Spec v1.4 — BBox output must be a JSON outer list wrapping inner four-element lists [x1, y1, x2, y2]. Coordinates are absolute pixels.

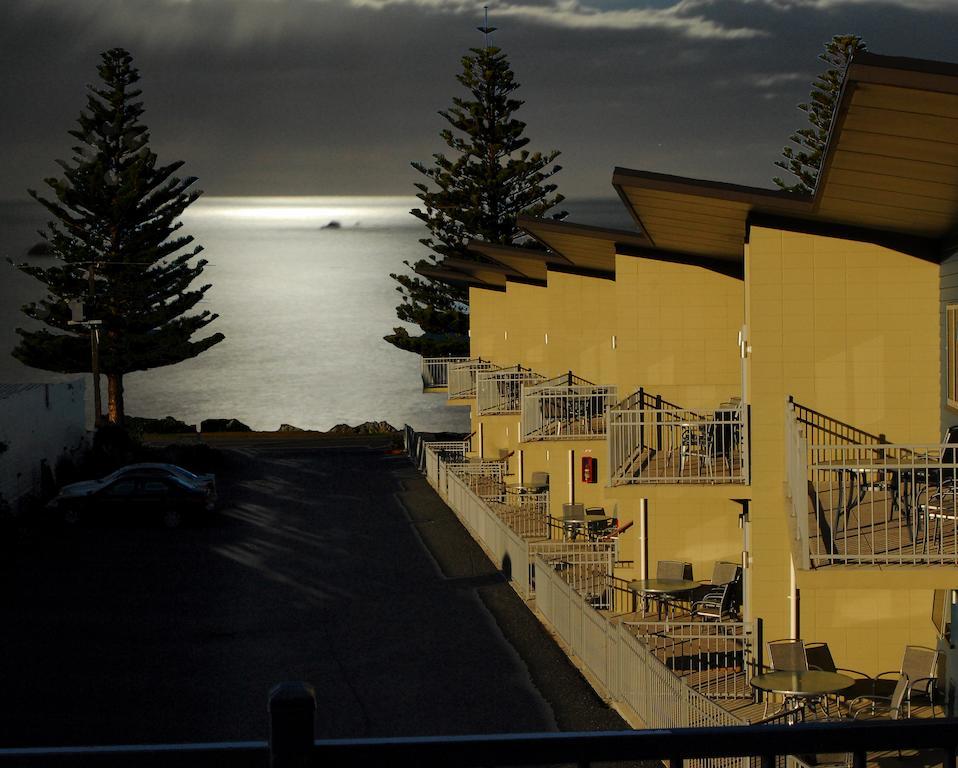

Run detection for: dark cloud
[[3, 0, 958, 202]]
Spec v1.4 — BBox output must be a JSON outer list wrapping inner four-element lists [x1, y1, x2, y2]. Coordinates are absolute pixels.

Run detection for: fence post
[[268, 681, 316, 768]]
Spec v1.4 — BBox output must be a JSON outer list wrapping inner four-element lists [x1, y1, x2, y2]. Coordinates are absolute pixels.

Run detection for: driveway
[[0, 434, 626, 748]]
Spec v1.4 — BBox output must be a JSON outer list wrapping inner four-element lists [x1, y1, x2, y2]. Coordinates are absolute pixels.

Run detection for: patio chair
[[693, 561, 741, 604], [847, 674, 909, 721], [767, 638, 808, 671], [874, 645, 940, 716], [691, 581, 736, 621], [804, 641, 873, 708], [911, 426, 958, 544], [763, 639, 808, 717], [561, 502, 585, 540], [655, 560, 693, 616], [528, 471, 549, 490]]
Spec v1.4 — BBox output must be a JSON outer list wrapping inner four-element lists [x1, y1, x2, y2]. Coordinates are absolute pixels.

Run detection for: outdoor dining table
[[750, 670, 855, 720], [627, 578, 699, 617], [812, 455, 930, 553]]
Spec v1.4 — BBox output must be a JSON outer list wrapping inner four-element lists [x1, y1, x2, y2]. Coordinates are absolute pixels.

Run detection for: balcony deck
[[805, 483, 958, 566]]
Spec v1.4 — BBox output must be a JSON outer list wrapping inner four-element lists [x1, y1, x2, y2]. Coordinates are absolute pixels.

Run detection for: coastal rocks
[[327, 421, 398, 435], [277, 423, 305, 432], [127, 415, 197, 434], [200, 418, 252, 433]]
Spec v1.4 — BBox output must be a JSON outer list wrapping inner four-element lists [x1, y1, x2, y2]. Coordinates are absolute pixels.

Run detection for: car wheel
[[163, 507, 183, 529], [63, 505, 80, 525]]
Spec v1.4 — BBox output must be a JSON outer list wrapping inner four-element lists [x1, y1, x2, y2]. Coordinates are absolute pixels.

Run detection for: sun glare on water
[[185, 196, 417, 229]]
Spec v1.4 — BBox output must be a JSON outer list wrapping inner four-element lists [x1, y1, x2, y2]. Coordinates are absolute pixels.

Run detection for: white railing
[[521, 381, 617, 441], [529, 542, 615, 602], [448, 359, 498, 400], [621, 620, 757, 701], [609, 400, 747, 485], [533, 554, 747, 748], [420, 356, 469, 390], [446, 460, 505, 502], [787, 400, 958, 567], [423, 443, 530, 595], [477, 366, 544, 415], [492, 487, 550, 539], [806, 442, 958, 566]]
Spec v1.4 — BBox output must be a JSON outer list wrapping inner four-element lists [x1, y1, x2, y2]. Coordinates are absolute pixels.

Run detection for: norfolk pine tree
[[773, 34, 867, 194], [385, 44, 565, 357], [12, 48, 223, 425]]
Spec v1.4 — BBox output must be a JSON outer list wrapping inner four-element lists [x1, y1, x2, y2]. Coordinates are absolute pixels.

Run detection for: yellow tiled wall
[[747, 226, 943, 672]]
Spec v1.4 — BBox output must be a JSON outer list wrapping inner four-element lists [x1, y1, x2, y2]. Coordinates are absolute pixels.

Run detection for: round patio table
[[627, 578, 699, 618], [751, 670, 855, 720]]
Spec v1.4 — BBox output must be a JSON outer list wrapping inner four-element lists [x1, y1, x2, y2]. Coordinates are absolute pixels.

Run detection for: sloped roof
[[612, 51, 958, 261]]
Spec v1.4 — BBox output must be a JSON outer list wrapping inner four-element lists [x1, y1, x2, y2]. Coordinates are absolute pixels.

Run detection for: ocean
[[0, 196, 629, 432]]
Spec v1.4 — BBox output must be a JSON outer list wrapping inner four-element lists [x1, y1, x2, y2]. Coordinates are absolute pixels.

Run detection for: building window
[[949, 305, 958, 409]]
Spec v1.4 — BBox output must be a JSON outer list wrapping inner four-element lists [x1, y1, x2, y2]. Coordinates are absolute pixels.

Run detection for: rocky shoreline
[[126, 415, 400, 436]]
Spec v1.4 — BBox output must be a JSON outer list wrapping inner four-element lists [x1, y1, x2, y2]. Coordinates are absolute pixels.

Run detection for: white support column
[[639, 498, 649, 580]]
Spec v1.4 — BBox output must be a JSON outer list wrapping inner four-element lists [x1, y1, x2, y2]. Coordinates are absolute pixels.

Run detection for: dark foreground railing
[[1, 683, 956, 768]]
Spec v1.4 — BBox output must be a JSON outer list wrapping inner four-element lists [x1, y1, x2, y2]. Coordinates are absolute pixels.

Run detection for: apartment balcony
[[520, 373, 617, 441], [786, 400, 958, 567], [477, 366, 544, 415], [420, 356, 470, 392], [448, 358, 499, 400], [608, 389, 748, 485]]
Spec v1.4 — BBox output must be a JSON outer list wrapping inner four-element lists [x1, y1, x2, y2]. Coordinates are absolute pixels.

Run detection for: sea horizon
[[0, 195, 631, 432]]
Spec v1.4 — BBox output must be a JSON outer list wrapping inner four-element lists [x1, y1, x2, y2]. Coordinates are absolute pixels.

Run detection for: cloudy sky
[[3, 0, 958, 202]]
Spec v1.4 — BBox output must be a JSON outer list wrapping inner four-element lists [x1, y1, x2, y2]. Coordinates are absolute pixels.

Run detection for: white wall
[[0, 380, 88, 513]]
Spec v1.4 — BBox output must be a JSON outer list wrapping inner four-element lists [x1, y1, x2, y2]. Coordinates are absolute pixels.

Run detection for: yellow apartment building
[[418, 51, 958, 679]]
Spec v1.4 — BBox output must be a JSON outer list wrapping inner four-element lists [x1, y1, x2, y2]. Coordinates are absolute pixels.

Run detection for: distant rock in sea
[[321, 221, 341, 230], [277, 423, 306, 432], [127, 415, 197, 434], [27, 242, 53, 256], [200, 418, 252, 433], [327, 420, 398, 435]]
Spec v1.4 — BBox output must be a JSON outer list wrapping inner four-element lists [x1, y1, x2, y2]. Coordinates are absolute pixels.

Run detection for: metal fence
[[448, 358, 498, 400], [521, 374, 617, 441], [420, 356, 470, 390], [621, 620, 758, 700], [446, 460, 505, 502], [476, 366, 544, 415], [609, 391, 747, 485], [533, 553, 748, 761], [424, 442, 531, 596], [529, 542, 615, 604], [492, 487, 550, 539]]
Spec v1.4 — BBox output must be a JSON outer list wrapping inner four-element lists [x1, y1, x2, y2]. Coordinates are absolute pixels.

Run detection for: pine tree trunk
[[107, 372, 125, 425]]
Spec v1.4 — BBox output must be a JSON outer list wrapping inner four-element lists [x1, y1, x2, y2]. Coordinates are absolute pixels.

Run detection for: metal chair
[[767, 639, 808, 672], [655, 560, 693, 616], [763, 639, 809, 717], [804, 641, 873, 710], [691, 582, 736, 621], [692, 561, 742, 618], [848, 674, 909, 721], [561, 502, 585, 540], [874, 645, 940, 716]]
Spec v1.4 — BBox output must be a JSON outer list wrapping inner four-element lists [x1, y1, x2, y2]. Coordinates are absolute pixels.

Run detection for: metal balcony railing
[[446, 459, 505, 502], [520, 373, 617, 441], [477, 366, 544, 415], [786, 400, 958, 566], [420, 356, 470, 390], [609, 390, 747, 485], [448, 358, 498, 400]]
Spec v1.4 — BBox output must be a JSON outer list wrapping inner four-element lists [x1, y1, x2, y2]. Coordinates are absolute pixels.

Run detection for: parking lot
[[0, 434, 625, 748]]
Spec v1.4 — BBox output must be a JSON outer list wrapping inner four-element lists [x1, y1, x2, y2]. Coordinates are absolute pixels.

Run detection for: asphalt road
[[0, 435, 626, 748]]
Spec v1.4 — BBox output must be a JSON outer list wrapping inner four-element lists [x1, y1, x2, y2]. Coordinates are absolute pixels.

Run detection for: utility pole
[[69, 262, 103, 427]]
